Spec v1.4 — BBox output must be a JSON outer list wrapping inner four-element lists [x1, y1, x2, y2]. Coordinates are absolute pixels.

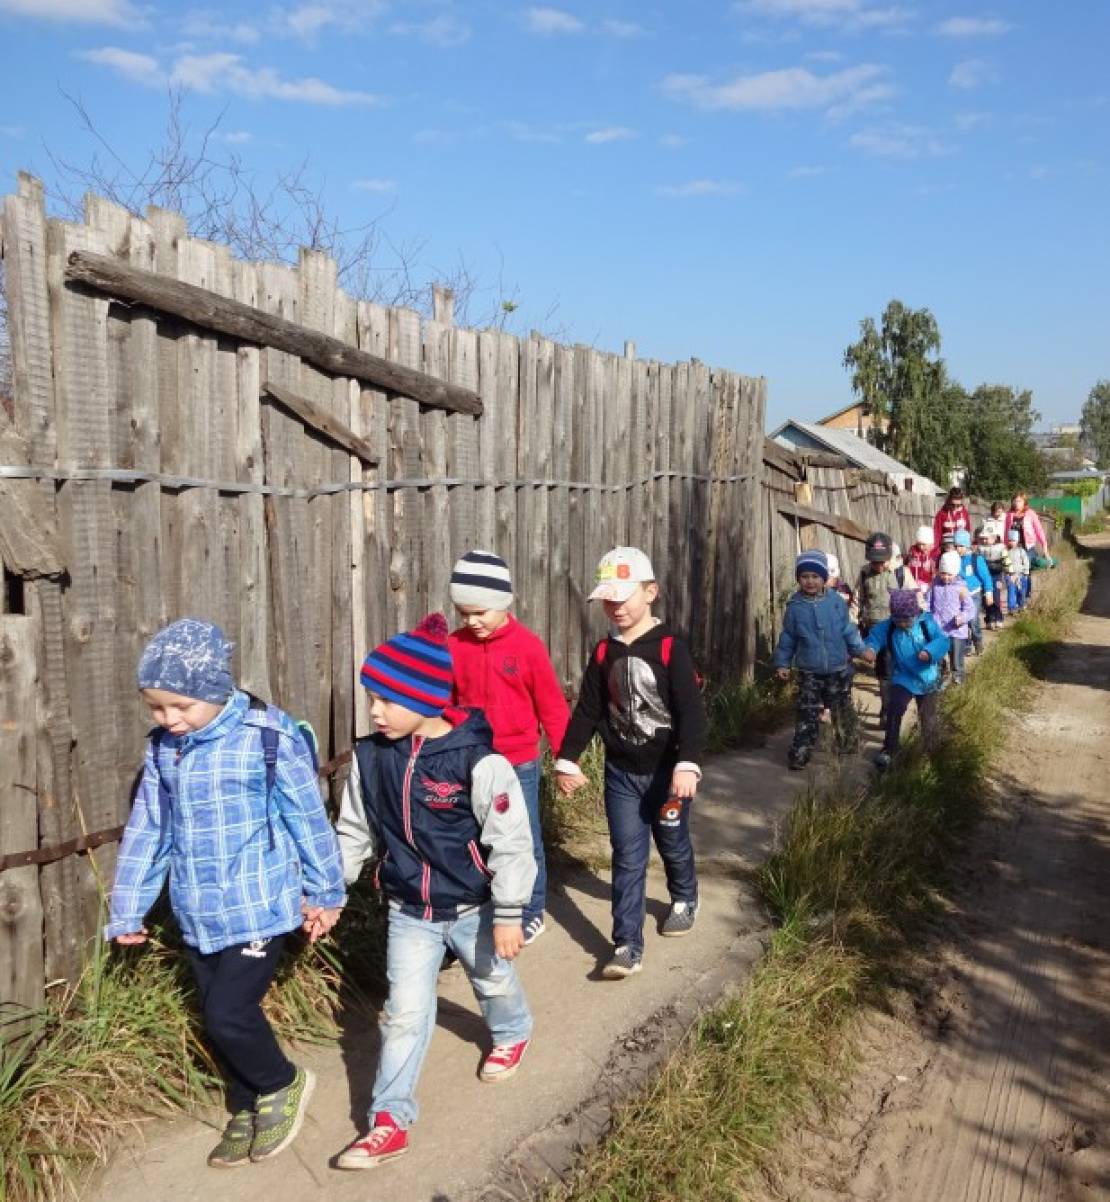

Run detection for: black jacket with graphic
[[558, 622, 706, 774]]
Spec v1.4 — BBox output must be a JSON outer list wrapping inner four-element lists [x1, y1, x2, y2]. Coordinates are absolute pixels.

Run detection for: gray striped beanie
[[449, 550, 514, 612]]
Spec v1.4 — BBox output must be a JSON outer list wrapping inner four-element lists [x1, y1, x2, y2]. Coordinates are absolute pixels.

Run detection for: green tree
[[842, 300, 964, 484], [963, 384, 1047, 500], [1080, 379, 1110, 468]]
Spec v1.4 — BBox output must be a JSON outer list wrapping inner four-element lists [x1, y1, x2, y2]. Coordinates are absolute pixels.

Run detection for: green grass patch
[[552, 547, 1088, 1202]]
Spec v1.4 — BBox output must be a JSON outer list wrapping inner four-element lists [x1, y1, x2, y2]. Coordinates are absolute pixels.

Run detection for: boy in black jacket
[[556, 547, 707, 980]]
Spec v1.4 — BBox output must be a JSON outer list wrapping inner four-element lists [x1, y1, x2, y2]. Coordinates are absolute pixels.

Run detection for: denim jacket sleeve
[[104, 743, 172, 940], [273, 732, 347, 909]]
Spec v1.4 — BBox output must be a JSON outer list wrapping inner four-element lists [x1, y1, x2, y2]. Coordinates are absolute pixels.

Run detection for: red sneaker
[[336, 1112, 409, 1170], [479, 1038, 530, 1083]]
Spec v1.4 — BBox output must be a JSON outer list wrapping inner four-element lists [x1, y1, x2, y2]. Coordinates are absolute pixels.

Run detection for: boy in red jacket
[[448, 550, 570, 945]]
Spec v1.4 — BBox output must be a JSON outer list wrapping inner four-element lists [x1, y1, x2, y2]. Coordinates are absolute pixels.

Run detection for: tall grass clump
[[553, 547, 1087, 1201]]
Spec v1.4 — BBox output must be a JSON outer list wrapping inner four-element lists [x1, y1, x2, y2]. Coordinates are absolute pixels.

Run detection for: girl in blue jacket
[[864, 590, 950, 770]]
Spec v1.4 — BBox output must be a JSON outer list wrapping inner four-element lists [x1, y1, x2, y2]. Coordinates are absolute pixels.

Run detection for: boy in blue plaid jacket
[[105, 620, 346, 1169]]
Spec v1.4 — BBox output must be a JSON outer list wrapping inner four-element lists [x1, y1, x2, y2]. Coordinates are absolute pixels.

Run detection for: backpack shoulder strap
[[660, 635, 673, 666], [594, 638, 609, 666], [894, 566, 906, 588]]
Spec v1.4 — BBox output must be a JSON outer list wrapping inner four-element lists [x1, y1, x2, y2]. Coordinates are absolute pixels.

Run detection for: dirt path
[[89, 703, 854, 1202], [764, 539, 1110, 1202]]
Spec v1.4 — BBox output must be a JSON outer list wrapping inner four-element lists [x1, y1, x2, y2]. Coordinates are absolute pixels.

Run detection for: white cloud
[[217, 129, 254, 143], [806, 49, 844, 62], [503, 120, 563, 144], [601, 18, 645, 37], [659, 133, 687, 149], [77, 46, 163, 86], [738, 0, 913, 31], [663, 63, 892, 115], [524, 6, 583, 34], [585, 126, 637, 143], [390, 13, 470, 46], [273, 1, 386, 39], [948, 58, 995, 89], [788, 164, 826, 177], [181, 10, 260, 43], [656, 179, 744, 197], [82, 45, 384, 106], [954, 110, 991, 129], [849, 122, 950, 158], [0, 0, 139, 24], [354, 177, 397, 192], [170, 52, 383, 103], [936, 16, 1011, 37]]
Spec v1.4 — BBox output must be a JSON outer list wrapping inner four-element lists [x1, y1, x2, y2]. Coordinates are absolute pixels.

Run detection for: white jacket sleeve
[[470, 753, 536, 924], [335, 753, 379, 886]]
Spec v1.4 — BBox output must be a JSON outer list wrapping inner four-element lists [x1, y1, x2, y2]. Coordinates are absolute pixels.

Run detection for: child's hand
[[113, 929, 149, 946], [917, 650, 931, 662], [305, 906, 343, 944], [493, 923, 525, 961], [984, 592, 994, 605], [861, 649, 877, 665], [671, 769, 698, 800], [556, 770, 588, 797], [775, 666, 791, 681]]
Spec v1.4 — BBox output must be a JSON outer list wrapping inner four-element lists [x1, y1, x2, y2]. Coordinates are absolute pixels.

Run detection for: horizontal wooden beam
[[65, 250, 483, 418], [777, 498, 872, 542], [262, 381, 378, 465], [762, 438, 802, 480]]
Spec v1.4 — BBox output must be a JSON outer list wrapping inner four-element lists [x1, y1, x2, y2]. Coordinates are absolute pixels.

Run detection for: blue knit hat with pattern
[[137, 619, 234, 704], [360, 613, 454, 717], [795, 549, 829, 582]]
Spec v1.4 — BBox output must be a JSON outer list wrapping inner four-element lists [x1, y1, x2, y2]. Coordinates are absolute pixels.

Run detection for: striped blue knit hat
[[795, 549, 829, 582], [360, 613, 454, 717]]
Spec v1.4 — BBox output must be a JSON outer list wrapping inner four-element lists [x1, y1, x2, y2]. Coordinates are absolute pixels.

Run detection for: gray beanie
[[137, 619, 235, 704], [449, 550, 513, 612]]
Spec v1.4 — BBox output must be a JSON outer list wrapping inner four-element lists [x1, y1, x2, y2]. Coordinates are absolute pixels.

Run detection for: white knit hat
[[449, 550, 513, 611], [937, 550, 961, 576], [914, 525, 934, 547]]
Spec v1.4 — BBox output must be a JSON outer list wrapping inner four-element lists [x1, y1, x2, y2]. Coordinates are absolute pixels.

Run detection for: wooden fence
[[0, 175, 765, 1009]]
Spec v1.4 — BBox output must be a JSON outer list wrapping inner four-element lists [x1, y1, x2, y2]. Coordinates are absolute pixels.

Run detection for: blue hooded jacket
[[773, 588, 865, 675], [958, 550, 993, 599], [864, 614, 950, 695]]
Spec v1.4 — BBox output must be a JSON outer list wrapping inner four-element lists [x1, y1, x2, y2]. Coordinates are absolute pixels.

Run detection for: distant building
[[769, 419, 941, 496], [814, 400, 890, 440]]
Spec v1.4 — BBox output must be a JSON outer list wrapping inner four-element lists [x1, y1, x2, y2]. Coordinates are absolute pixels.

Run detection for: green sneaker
[[250, 1067, 315, 1162], [207, 1109, 255, 1169]]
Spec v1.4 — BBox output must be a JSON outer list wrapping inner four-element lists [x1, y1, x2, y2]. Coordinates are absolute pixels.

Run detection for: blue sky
[[1, 0, 1107, 428]]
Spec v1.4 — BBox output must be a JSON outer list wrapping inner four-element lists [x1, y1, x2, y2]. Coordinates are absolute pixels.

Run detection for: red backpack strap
[[594, 638, 609, 666], [661, 635, 673, 666]]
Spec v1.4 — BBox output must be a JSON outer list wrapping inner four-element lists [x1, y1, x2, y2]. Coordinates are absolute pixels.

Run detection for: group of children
[[773, 488, 1050, 772], [107, 545, 705, 1172]]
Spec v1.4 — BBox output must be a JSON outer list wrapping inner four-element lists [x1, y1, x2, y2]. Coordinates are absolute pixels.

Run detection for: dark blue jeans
[[513, 759, 545, 926], [603, 761, 698, 956]]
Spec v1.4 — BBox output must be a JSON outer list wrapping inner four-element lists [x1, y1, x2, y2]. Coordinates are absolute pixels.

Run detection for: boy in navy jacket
[[334, 614, 535, 1171], [773, 550, 872, 770]]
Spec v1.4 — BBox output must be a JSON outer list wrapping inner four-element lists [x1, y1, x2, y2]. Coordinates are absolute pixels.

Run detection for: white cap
[[826, 553, 840, 579], [938, 550, 961, 575], [588, 546, 655, 602], [914, 525, 934, 546]]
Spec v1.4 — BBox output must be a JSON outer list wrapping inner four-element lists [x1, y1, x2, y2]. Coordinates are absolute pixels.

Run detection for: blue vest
[[355, 708, 497, 920]]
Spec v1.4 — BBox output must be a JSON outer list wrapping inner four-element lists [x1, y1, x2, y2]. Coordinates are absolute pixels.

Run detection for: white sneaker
[[523, 917, 546, 945]]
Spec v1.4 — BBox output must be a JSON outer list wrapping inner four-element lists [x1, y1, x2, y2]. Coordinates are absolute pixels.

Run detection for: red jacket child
[[932, 488, 972, 551]]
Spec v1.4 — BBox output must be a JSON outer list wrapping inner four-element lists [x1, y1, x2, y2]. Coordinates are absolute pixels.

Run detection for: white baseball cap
[[588, 546, 655, 602]]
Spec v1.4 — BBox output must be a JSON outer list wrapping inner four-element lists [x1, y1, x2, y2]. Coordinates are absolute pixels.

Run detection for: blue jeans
[[1007, 576, 1027, 612], [603, 762, 698, 956], [513, 760, 545, 926], [948, 635, 967, 683], [371, 903, 532, 1128]]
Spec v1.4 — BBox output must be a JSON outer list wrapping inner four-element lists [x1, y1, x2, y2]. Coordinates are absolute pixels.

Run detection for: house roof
[[769, 419, 942, 493], [815, 399, 869, 425]]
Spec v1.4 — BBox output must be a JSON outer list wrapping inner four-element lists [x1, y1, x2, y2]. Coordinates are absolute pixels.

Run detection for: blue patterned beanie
[[137, 619, 235, 704]]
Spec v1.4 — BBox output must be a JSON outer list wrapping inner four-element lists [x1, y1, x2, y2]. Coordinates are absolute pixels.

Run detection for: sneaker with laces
[[249, 1067, 315, 1162], [207, 1109, 255, 1169], [523, 916, 546, 945], [336, 1112, 409, 1170], [479, 1038, 530, 1083], [661, 900, 698, 938], [601, 946, 642, 979]]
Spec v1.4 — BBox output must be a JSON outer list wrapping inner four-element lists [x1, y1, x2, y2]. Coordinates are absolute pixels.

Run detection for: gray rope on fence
[[0, 464, 754, 500]]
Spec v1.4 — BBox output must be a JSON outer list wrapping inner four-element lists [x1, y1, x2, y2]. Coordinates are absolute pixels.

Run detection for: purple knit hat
[[889, 590, 919, 620]]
